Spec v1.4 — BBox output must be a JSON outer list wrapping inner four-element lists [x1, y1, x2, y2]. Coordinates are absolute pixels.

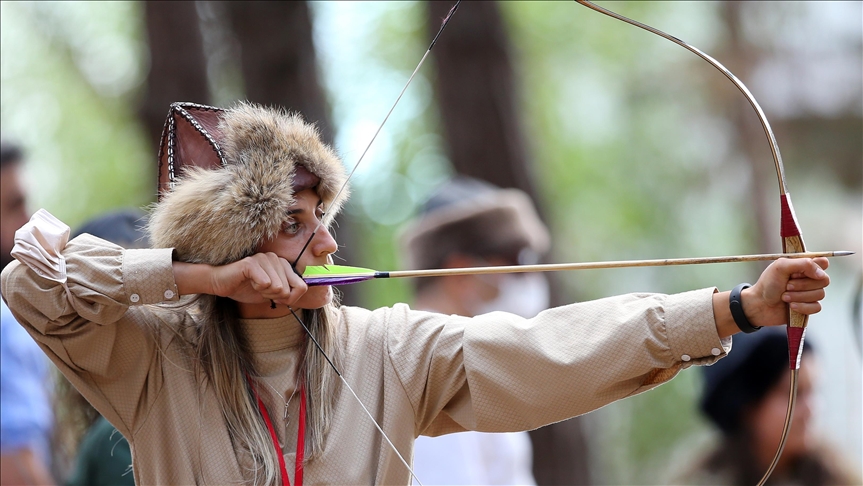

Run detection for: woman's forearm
[[172, 261, 214, 296]]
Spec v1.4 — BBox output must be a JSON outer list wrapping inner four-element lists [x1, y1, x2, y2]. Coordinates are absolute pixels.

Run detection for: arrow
[[303, 250, 852, 286]]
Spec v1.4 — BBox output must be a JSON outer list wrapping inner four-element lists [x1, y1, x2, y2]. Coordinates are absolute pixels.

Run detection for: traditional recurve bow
[[574, 2, 808, 484], [287, 2, 819, 484], [285, 4, 464, 485]]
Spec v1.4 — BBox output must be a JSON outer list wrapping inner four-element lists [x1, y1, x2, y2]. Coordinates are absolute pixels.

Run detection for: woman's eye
[[283, 222, 301, 234]]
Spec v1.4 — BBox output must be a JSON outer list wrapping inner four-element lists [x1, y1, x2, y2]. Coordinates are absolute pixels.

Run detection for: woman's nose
[[313, 223, 338, 257]]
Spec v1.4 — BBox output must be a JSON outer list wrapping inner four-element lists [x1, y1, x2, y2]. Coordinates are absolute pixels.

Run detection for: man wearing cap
[[401, 177, 547, 485]]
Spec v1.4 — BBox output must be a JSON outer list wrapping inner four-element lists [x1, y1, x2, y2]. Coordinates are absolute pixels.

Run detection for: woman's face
[[255, 187, 338, 310]]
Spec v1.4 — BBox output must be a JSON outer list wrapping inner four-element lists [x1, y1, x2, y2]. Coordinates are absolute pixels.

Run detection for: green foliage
[[0, 2, 151, 230]]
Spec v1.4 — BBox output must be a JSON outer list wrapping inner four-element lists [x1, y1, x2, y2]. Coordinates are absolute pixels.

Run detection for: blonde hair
[[192, 296, 342, 485], [52, 370, 101, 478]]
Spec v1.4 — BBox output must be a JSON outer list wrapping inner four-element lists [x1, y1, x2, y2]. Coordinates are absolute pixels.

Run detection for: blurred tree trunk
[[223, 1, 334, 143], [223, 1, 358, 304], [140, 1, 210, 161], [427, 1, 535, 196], [427, 2, 592, 484]]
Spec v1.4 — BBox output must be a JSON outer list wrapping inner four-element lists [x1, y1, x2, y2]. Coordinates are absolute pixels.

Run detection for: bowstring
[[293, 1, 461, 267], [287, 307, 423, 485], [321, 0, 461, 227], [281, 3, 462, 483]]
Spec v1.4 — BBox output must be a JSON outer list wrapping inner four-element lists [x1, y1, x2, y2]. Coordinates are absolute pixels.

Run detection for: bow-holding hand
[[712, 257, 830, 339]]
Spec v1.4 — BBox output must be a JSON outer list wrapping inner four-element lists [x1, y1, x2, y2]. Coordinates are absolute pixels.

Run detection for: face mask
[[473, 273, 550, 318]]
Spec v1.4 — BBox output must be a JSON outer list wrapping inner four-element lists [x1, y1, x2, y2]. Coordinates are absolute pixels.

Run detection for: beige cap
[[398, 177, 550, 270]]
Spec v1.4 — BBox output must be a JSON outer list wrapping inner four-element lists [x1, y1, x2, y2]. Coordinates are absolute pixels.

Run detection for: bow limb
[[574, 2, 807, 484]]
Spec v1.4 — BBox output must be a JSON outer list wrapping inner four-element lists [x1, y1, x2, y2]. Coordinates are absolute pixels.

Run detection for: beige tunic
[[1, 235, 729, 485]]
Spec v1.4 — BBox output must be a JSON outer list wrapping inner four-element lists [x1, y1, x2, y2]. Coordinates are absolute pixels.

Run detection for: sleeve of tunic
[[0, 234, 181, 439], [359, 289, 730, 437]]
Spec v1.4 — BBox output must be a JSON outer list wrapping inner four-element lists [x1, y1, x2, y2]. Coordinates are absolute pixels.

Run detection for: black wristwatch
[[729, 283, 761, 333]]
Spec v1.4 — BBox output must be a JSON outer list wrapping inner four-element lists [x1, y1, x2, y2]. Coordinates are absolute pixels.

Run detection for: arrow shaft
[[384, 251, 849, 280]]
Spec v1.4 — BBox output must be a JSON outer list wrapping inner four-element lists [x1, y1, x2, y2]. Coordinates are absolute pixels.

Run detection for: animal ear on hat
[[158, 102, 228, 199]]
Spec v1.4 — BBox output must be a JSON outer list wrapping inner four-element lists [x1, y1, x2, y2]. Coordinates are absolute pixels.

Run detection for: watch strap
[[730, 283, 761, 334]]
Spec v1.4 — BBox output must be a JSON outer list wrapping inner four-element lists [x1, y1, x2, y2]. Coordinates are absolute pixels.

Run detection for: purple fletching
[[305, 274, 376, 287]]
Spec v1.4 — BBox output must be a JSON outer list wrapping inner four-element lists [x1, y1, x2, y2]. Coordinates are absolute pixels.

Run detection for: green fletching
[[302, 265, 376, 277]]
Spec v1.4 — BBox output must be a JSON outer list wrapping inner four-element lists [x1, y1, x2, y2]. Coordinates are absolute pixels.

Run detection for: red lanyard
[[248, 377, 306, 486]]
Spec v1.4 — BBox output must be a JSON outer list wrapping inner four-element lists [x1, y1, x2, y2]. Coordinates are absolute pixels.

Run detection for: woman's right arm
[[173, 254, 310, 309], [0, 234, 179, 438]]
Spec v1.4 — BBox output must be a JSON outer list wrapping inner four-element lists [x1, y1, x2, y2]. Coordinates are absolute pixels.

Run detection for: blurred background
[[1, 1, 860, 484]]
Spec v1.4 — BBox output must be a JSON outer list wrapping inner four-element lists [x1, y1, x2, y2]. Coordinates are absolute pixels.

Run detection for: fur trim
[[149, 102, 348, 265]]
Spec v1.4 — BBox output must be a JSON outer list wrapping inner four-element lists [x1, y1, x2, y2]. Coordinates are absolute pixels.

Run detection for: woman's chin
[[296, 286, 333, 309]]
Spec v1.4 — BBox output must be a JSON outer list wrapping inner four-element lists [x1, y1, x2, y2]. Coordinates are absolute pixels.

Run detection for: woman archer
[[0, 102, 830, 485]]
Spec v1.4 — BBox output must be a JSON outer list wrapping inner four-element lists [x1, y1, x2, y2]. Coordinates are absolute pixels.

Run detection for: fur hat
[[148, 102, 348, 265], [399, 177, 550, 270]]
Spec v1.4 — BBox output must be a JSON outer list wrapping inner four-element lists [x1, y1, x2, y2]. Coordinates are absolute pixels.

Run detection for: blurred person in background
[[399, 177, 545, 485], [671, 327, 862, 485], [55, 209, 147, 486], [0, 140, 55, 485]]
